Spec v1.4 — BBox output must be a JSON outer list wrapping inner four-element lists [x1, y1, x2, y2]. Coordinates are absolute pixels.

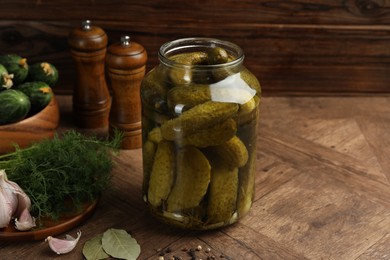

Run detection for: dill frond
[[0, 130, 122, 220]]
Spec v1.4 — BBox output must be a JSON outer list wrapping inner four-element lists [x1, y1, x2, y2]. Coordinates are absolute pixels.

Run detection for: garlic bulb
[[0, 170, 17, 228], [46, 230, 82, 254], [0, 187, 13, 228], [0, 169, 35, 230]]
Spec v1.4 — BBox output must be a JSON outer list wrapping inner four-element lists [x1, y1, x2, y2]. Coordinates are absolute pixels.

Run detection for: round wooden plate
[[0, 200, 98, 242]]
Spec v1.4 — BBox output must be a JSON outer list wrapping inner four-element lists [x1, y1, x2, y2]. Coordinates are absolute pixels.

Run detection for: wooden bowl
[[0, 95, 60, 154]]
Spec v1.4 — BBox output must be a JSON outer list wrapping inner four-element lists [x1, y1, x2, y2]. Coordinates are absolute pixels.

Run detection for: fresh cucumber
[[0, 54, 29, 85], [0, 89, 31, 125], [15, 81, 53, 115], [28, 62, 58, 87], [0, 64, 13, 91]]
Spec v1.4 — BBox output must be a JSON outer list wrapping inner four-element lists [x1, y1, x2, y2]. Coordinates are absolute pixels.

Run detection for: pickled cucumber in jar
[[141, 38, 260, 230]]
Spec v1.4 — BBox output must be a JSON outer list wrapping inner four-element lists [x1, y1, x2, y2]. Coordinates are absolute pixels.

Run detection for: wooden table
[[1, 95, 390, 260]]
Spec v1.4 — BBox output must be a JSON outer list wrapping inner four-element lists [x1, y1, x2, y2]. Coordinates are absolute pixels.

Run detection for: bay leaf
[[102, 228, 141, 260], [82, 234, 109, 260]]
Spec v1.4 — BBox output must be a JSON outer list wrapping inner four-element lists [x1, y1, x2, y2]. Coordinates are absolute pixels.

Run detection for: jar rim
[[158, 37, 244, 69]]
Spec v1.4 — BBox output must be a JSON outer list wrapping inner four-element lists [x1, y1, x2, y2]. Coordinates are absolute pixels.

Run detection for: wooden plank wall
[[0, 0, 389, 95]]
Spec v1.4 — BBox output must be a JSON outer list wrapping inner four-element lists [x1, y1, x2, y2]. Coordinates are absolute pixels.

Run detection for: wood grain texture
[[0, 1, 389, 94], [1, 94, 390, 259], [106, 39, 147, 149]]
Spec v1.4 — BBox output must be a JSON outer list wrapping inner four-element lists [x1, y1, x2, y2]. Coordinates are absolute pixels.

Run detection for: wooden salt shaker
[[68, 20, 111, 128], [106, 35, 147, 149]]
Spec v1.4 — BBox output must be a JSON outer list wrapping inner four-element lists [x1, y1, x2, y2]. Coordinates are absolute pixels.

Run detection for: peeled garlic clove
[[46, 230, 82, 255], [15, 208, 36, 231]]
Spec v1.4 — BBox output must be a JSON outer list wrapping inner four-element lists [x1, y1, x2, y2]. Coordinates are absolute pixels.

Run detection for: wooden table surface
[[1, 95, 390, 260]]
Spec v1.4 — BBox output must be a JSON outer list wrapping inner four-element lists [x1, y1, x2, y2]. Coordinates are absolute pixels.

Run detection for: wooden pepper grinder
[[106, 35, 147, 149], [68, 20, 111, 128]]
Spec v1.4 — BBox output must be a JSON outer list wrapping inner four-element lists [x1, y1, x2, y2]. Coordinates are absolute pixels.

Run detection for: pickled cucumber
[[148, 141, 176, 207], [240, 68, 261, 94], [238, 95, 260, 126], [167, 146, 211, 212], [237, 149, 256, 216], [239, 95, 258, 115], [167, 85, 211, 112], [141, 67, 169, 113], [178, 118, 237, 148], [170, 52, 208, 65], [207, 161, 238, 224], [148, 127, 163, 144], [142, 140, 157, 192], [207, 47, 229, 65], [169, 52, 208, 85], [212, 135, 248, 168], [161, 101, 239, 140]]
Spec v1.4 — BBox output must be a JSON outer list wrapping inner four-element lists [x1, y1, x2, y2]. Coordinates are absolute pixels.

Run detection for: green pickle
[[207, 47, 229, 65], [237, 149, 256, 216], [207, 159, 238, 224], [147, 141, 176, 207], [141, 38, 260, 229], [161, 101, 239, 140], [211, 135, 249, 168], [142, 140, 157, 193], [178, 118, 237, 148], [167, 84, 211, 112], [169, 52, 208, 85], [166, 146, 211, 212]]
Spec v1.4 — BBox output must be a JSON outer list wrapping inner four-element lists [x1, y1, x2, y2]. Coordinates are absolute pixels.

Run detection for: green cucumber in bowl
[[0, 54, 29, 85], [0, 64, 14, 91], [0, 89, 31, 125], [28, 62, 58, 87], [15, 81, 53, 115]]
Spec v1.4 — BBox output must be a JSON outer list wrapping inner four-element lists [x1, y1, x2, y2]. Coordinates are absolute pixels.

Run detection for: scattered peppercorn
[[155, 245, 223, 260], [188, 248, 197, 260]]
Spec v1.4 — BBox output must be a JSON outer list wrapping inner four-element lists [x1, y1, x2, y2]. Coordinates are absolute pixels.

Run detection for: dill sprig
[[0, 130, 122, 220]]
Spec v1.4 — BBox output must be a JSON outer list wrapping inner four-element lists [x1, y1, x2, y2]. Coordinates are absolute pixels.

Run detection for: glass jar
[[140, 38, 261, 229]]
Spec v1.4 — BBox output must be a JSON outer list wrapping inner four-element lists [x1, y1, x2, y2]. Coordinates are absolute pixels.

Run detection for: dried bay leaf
[[102, 228, 141, 260], [83, 234, 109, 260]]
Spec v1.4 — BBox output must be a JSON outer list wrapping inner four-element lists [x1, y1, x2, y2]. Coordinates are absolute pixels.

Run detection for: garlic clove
[[46, 230, 82, 255], [13, 185, 32, 217], [15, 208, 36, 231]]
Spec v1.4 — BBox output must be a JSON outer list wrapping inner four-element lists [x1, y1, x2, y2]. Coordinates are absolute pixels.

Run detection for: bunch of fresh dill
[[0, 130, 122, 221]]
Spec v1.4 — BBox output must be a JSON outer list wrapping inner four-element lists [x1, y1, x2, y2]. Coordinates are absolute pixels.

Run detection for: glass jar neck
[[158, 38, 244, 70]]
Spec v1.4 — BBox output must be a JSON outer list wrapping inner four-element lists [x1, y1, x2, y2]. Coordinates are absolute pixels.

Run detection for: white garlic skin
[[0, 170, 18, 228], [0, 169, 35, 231]]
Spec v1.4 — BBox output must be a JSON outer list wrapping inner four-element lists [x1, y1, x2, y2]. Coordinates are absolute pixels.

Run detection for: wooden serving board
[[0, 200, 97, 242]]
